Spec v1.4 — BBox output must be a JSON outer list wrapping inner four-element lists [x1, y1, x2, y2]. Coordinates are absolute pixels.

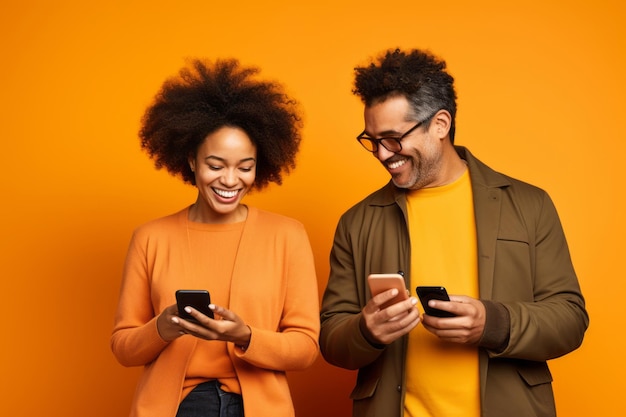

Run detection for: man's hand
[[420, 295, 486, 345], [360, 288, 420, 345]]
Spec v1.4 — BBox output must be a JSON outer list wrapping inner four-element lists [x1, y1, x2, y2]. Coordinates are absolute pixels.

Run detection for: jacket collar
[[457, 146, 511, 190]]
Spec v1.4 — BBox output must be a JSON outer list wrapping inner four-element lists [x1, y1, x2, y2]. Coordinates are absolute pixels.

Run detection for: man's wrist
[[359, 315, 386, 349]]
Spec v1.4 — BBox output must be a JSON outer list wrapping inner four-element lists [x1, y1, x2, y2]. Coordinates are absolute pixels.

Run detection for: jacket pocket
[[350, 375, 379, 400], [485, 360, 556, 417], [517, 361, 553, 386]]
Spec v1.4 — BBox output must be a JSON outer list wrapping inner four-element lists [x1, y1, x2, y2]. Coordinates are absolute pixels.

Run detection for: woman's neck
[[188, 202, 248, 224]]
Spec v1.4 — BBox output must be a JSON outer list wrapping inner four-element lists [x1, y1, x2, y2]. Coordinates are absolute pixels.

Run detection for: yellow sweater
[[405, 169, 480, 417], [111, 206, 320, 417]]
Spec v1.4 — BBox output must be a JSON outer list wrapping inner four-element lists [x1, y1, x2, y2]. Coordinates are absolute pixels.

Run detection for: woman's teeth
[[214, 189, 238, 198]]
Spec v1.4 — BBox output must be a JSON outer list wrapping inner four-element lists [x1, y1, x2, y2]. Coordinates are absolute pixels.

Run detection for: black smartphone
[[175, 289, 214, 322], [415, 286, 455, 318]]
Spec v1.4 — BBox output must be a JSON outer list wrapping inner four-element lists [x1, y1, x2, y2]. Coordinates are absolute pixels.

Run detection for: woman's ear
[[431, 109, 452, 139], [188, 156, 196, 173]]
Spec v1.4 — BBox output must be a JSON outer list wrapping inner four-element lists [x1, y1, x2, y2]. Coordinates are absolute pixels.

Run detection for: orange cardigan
[[111, 207, 320, 417]]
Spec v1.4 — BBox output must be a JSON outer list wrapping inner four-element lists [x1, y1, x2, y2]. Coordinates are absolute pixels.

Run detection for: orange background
[[1, 1, 624, 415]]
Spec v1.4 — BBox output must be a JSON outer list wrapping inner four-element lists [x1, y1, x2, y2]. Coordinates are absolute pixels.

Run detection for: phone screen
[[415, 286, 455, 317], [175, 289, 214, 321]]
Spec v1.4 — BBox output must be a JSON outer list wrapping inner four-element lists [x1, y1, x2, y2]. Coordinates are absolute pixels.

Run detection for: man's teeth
[[214, 189, 238, 198], [388, 159, 406, 169]]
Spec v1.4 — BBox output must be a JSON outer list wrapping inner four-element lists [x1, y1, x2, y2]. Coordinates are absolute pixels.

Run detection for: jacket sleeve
[[110, 230, 170, 367], [320, 215, 385, 370], [487, 191, 589, 361]]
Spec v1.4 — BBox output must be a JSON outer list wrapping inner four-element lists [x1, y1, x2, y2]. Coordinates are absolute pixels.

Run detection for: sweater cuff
[[478, 300, 510, 353]]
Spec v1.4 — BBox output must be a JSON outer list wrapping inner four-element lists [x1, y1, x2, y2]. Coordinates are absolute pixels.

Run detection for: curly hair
[[139, 58, 303, 189], [353, 48, 458, 142]]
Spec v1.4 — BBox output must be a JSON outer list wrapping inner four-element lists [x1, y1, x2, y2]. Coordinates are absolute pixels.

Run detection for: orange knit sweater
[[111, 206, 320, 417]]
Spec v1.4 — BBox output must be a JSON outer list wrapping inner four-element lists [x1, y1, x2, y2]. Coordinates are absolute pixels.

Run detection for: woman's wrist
[[235, 325, 251, 351]]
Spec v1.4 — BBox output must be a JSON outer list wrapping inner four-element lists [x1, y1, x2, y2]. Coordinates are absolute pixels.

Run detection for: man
[[319, 48, 588, 417]]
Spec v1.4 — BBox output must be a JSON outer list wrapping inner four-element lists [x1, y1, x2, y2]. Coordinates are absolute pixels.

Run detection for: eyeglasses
[[356, 121, 424, 153], [356, 109, 441, 153]]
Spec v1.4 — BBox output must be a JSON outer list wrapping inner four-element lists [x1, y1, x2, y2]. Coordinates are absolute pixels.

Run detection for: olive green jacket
[[319, 146, 588, 417]]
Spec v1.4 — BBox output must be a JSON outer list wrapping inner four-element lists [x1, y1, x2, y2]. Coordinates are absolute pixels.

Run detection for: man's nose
[[375, 144, 395, 161]]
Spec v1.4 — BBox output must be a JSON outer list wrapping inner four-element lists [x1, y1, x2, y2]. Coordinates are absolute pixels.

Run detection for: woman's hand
[[172, 304, 252, 349], [156, 304, 186, 342]]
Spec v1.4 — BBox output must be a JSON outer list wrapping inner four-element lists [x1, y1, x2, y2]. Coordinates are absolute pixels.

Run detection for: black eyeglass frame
[[356, 111, 438, 153]]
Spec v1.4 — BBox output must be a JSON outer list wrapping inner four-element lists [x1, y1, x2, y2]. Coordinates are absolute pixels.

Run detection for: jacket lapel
[[457, 146, 510, 300]]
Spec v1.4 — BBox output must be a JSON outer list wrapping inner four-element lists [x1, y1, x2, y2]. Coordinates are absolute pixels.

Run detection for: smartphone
[[415, 286, 455, 318], [368, 273, 409, 309], [175, 289, 214, 322]]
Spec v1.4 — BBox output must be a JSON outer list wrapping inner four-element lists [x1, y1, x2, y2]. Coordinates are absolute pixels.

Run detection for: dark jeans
[[176, 380, 244, 417]]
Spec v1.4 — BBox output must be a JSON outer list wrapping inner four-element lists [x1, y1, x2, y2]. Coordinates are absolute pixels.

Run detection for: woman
[[111, 59, 320, 417]]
